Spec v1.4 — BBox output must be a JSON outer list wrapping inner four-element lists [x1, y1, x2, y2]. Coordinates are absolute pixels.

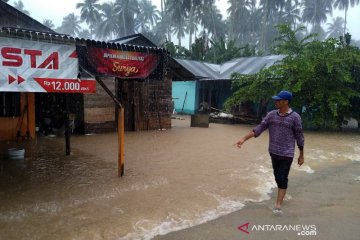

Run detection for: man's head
[[272, 90, 292, 109]]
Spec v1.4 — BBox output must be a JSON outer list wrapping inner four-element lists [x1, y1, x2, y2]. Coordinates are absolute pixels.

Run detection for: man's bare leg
[[275, 188, 287, 209]]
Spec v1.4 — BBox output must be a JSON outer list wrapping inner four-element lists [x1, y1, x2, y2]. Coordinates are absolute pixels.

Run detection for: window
[[0, 92, 21, 117]]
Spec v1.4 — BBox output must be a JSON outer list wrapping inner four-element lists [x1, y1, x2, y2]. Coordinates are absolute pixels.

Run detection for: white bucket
[[8, 148, 25, 160]]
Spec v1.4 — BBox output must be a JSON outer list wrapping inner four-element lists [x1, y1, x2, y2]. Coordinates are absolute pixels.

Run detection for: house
[[172, 55, 284, 115], [107, 34, 195, 131], [0, 2, 176, 141], [0, 0, 54, 33], [0, 1, 56, 141]]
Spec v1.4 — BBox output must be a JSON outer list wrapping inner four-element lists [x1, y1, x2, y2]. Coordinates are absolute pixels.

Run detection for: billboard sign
[[0, 37, 95, 93], [78, 46, 160, 79]]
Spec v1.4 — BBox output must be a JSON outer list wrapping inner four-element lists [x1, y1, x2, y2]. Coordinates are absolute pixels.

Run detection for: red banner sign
[[34, 78, 96, 93], [79, 47, 160, 79]]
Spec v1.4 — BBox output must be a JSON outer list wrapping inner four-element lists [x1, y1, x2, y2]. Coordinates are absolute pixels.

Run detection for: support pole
[[65, 94, 71, 156], [118, 108, 125, 176], [181, 91, 187, 114], [26, 93, 30, 139], [95, 76, 125, 177], [65, 115, 71, 155]]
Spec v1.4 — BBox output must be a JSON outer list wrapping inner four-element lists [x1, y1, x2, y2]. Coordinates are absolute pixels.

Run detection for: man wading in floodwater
[[234, 90, 304, 213]]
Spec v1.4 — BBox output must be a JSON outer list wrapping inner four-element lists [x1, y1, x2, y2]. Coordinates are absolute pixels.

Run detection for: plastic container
[[8, 148, 25, 160]]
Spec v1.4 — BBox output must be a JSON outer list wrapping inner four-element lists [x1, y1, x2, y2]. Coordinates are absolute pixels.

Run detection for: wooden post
[[65, 115, 71, 156], [65, 94, 71, 156], [118, 108, 125, 177], [95, 76, 125, 177]]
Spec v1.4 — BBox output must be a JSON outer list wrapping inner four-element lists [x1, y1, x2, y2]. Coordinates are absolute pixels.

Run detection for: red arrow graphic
[[18, 75, 25, 84], [69, 50, 78, 58], [8, 75, 16, 84], [8, 75, 25, 84]]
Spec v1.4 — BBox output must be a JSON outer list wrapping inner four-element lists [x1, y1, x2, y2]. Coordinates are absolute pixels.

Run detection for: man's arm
[[234, 131, 255, 148], [298, 149, 304, 166], [294, 115, 305, 166], [234, 111, 271, 148]]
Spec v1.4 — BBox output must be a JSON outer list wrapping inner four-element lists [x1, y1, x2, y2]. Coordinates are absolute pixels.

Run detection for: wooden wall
[[82, 69, 173, 132], [83, 78, 116, 133], [0, 93, 35, 141], [118, 72, 172, 131]]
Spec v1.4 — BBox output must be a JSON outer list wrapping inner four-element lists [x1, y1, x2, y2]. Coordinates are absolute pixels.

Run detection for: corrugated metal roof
[[175, 59, 219, 80], [0, 1, 56, 34], [174, 55, 284, 80], [0, 27, 167, 53], [109, 34, 158, 47], [110, 36, 138, 44], [220, 55, 284, 78]]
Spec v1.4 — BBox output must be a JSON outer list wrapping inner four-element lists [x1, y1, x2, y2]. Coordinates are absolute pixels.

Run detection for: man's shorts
[[270, 153, 293, 189]]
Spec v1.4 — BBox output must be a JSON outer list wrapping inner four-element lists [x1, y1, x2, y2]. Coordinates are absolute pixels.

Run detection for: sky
[[6, 0, 360, 40]]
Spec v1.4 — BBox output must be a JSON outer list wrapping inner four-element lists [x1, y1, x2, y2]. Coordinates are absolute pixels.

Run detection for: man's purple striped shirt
[[253, 110, 304, 158]]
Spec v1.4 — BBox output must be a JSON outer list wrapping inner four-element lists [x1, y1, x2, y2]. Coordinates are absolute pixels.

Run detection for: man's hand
[[298, 155, 304, 166], [234, 131, 255, 148], [234, 138, 245, 148]]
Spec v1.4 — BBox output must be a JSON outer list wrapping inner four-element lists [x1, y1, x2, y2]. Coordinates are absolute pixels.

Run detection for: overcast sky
[[7, 0, 360, 40]]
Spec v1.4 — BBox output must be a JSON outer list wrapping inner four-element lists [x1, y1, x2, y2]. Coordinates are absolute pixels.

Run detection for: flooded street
[[1, 117, 360, 240]]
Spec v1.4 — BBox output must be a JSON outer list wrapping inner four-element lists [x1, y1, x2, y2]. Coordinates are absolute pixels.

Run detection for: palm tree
[[42, 19, 55, 29], [166, 0, 217, 48], [76, 0, 101, 37], [115, 0, 139, 37], [245, 0, 262, 49], [227, 0, 251, 45], [333, 0, 360, 36], [186, 4, 199, 49], [13, 0, 30, 15], [279, 0, 301, 29], [186, 0, 196, 49], [184, 0, 215, 48], [78, 29, 92, 39], [197, 3, 226, 40], [167, 0, 187, 47], [204, 4, 227, 39], [326, 17, 345, 38], [159, 0, 172, 42], [58, 13, 82, 37], [96, 2, 121, 40], [302, 0, 333, 35], [259, 0, 287, 52], [171, 16, 187, 46], [137, 0, 160, 33]]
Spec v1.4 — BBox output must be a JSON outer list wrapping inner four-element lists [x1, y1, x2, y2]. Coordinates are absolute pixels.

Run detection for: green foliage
[[189, 37, 207, 61], [163, 41, 191, 58], [225, 24, 360, 130], [205, 38, 242, 64], [165, 36, 257, 63]]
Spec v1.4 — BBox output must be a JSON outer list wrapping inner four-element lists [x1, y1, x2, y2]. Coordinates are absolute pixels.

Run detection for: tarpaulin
[[77, 46, 160, 79], [0, 37, 96, 93]]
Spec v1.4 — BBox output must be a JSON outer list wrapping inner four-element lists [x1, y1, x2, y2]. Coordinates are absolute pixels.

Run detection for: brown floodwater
[[1, 116, 359, 239]]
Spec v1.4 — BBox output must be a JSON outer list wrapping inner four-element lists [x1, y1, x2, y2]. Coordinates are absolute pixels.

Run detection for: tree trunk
[[161, 0, 164, 14], [123, 12, 127, 36], [344, 7, 348, 36], [163, 0, 171, 42], [260, 0, 269, 52], [189, 0, 194, 50]]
